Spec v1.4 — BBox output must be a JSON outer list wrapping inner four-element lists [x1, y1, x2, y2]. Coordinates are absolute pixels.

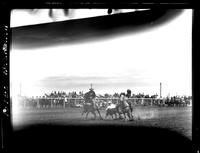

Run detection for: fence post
[[163, 99, 165, 106], [141, 98, 144, 105], [23, 99, 26, 108], [151, 98, 153, 106], [75, 98, 77, 106], [51, 99, 53, 108], [63, 98, 65, 108], [37, 98, 40, 108]]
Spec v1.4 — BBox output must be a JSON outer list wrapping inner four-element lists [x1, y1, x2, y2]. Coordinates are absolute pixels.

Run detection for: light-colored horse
[[81, 99, 102, 119], [117, 96, 133, 120]]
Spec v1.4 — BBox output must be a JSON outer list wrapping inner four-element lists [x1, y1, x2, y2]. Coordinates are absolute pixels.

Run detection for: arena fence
[[17, 97, 167, 108]]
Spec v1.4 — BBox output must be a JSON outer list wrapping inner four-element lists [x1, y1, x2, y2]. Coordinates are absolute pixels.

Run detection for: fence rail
[[17, 97, 167, 108]]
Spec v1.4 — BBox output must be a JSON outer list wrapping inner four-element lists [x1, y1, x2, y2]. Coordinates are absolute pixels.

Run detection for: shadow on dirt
[[7, 124, 195, 153]]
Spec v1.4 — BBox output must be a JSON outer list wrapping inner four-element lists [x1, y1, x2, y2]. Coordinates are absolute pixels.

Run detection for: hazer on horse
[[82, 86, 102, 119], [83, 86, 96, 106], [117, 92, 133, 120], [126, 89, 134, 115]]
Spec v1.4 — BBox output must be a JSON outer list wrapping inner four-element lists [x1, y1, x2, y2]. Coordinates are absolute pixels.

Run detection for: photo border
[[0, 1, 198, 152]]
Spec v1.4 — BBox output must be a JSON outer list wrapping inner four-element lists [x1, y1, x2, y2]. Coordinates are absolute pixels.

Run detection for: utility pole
[[90, 83, 93, 89], [20, 83, 22, 96], [160, 82, 162, 98]]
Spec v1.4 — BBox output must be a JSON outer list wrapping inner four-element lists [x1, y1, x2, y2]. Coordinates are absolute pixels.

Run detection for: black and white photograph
[[9, 8, 193, 147]]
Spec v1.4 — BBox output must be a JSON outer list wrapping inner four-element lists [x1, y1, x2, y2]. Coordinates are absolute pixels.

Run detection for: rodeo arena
[[13, 84, 192, 139]]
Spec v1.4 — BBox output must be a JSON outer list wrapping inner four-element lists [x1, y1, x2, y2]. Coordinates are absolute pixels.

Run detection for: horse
[[117, 98, 133, 120], [126, 99, 134, 118], [81, 99, 102, 120]]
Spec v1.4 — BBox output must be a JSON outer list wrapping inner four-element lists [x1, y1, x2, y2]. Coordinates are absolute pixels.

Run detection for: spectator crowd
[[16, 89, 192, 109]]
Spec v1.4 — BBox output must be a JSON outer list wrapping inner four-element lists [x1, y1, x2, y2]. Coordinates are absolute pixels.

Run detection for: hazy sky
[[10, 9, 192, 97]]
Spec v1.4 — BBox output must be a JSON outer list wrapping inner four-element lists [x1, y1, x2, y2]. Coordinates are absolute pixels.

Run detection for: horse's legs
[[117, 108, 122, 119], [125, 111, 131, 121], [130, 111, 134, 119], [127, 111, 131, 119], [131, 111, 134, 118], [86, 111, 89, 119], [91, 111, 96, 119], [127, 109, 134, 120], [105, 113, 107, 119], [96, 108, 102, 119], [129, 106, 133, 118], [81, 110, 85, 116], [121, 112, 126, 120], [118, 112, 123, 119], [114, 113, 117, 119]]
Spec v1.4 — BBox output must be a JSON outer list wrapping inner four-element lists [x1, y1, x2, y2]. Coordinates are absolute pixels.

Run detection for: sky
[[10, 9, 192, 97]]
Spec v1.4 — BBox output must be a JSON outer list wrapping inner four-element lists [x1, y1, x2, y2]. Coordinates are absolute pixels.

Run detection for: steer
[[105, 102, 119, 119]]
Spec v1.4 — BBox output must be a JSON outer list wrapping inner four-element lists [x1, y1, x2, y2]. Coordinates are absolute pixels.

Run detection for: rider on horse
[[117, 91, 133, 119], [126, 89, 133, 112], [116, 92, 126, 118], [82, 85, 102, 119], [83, 85, 96, 106]]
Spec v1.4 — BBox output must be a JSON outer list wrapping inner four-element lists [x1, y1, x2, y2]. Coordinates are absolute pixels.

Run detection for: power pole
[[90, 83, 93, 89], [20, 83, 22, 96], [160, 82, 162, 98]]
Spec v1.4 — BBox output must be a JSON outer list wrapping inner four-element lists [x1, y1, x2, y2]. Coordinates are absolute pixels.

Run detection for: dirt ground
[[12, 106, 192, 140]]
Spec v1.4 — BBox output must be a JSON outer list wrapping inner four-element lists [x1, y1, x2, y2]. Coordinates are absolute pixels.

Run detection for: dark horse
[[118, 100, 133, 120], [81, 99, 102, 119]]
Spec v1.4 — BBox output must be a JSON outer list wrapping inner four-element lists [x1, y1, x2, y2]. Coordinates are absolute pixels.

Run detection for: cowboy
[[126, 89, 133, 112], [84, 87, 96, 106]]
